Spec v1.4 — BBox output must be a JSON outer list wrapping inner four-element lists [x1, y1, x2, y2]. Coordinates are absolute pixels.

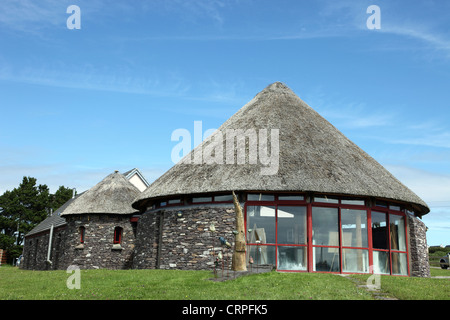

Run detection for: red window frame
[[245, 194, 308, 272], [79, 226, 85, 244], [113, 227, 123, 244], [243, 193, 410, 276]]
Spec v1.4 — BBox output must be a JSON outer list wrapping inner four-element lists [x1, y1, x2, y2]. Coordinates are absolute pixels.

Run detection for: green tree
[[0, 177, 74, 263], [50, 186, 75, 212]]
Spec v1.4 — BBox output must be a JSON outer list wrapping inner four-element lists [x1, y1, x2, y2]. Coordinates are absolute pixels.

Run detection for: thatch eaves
[[133, 82, 429, 214], [62, 171, 140, 215]]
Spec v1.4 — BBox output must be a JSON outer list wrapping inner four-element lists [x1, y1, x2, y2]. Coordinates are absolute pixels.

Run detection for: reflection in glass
[[373, 251, 390, 274], [214, 194, 233, 202], [247, 194, 274, 201], [313, 247, 340, 272], [312, 207, 339, 246], [391, 252, 408, 275], [277, 206, 307, 245], [247, 245, 275, 266], [390, 214, 406, 251], [372, 211, 388, 249], [342, 249, 369, 273], [278, 195, 304, 201], [192, 197, 212, 203], [314, 197, 339, 204], [341, 209, 368, 248], [341, 199, 365, 206], [247, 206, 275, 244], [277, 246, 307, 271]]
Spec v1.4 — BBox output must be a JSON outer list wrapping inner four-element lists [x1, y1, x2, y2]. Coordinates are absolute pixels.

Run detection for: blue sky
[[0, 0, 449, 246]]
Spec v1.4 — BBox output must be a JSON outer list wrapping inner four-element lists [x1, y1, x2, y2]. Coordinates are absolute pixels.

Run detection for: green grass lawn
[[350, 268, 449, 300], [0, 266, 448, 300]]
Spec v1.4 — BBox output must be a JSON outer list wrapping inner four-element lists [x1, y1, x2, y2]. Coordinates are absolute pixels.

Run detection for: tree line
[[0, 177, 74, 264]]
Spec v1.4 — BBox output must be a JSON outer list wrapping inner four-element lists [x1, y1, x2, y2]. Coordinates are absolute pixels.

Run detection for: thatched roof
[[62, 171, 140, 215], [133, 82, 429, 214]]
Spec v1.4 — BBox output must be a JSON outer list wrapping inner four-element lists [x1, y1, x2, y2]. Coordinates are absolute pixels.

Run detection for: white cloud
[[385, 164, 450, 204]]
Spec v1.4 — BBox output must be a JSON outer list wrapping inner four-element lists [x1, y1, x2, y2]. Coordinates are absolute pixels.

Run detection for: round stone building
[[132, 82, 430, 277]]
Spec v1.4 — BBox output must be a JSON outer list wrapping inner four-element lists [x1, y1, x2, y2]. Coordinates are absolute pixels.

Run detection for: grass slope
[[0, 266, 448, 300]]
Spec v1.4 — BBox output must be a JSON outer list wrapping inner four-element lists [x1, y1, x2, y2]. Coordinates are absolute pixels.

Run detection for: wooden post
[[231, 191, 247, 271]]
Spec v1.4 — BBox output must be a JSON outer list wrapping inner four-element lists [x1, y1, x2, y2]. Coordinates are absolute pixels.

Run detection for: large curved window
[[244, 193, 409, 275]]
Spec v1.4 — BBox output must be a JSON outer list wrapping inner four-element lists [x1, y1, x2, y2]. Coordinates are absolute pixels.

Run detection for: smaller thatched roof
[[62, 171, 140, 215]]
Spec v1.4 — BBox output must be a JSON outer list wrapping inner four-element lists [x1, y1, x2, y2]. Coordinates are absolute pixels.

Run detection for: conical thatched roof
[[133, 82, 429, 214], [62, 171, 140, 215]]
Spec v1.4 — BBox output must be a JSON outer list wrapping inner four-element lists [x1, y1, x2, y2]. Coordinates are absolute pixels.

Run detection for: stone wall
[[133, 204, 237, 271], [21, 226, 67, 270], [60, 214, 136, 270], [408, 214, 430, 277]]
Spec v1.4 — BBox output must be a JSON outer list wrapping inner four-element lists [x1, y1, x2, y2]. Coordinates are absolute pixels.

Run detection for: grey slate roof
[[132, 82, 429, 215], [25, 194, 82, 236]]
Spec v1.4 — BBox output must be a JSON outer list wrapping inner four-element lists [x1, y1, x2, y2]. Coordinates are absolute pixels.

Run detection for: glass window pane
[[342, 249, 369, 273], [168, 199, 181, 204], [277, 246, 307, 271], [373, 251, 390, 274], [192, 197, 212, 203], [341, 209, 368, 248], [391, 252, 408, 275], [314, 197, 339, 204], [372, 211, 388, 249], [247, 245, 275, 266], [312, 207, 339, 246], [278, 195, 304, 201], [247, 194, 274, 201], [214, 194, 233, 202], [375, 201, 388, 208], [247, 206, 276, 244], [341, 199, 365, 206], [313, 247, 340, 272], [389, 205, 402, 211], [390, 214, 406, 251], [277, 206, 307, 245]]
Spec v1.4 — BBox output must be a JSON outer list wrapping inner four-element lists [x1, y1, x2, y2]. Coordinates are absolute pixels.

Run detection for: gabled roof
[[123, 168, 150, 192], [25, 193, 83, 236], [133, 82, 429, 214], [62, 171, 140, 215]]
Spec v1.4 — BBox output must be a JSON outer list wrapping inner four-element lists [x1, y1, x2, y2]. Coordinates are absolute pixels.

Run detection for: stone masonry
[[133, 204, 237, 271], [60, 214, 136, 270], [407, 214, 430, 277]]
